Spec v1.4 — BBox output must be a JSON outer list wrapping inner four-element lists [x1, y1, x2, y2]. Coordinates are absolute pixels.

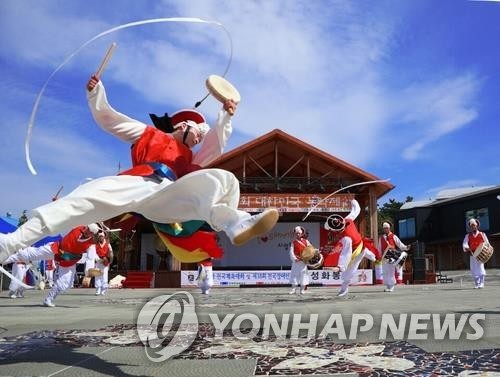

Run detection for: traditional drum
[[301, 245, 324, 269], [206, 74, 241, 115], [473, 242, 494, 264], [87, 268, 103, 278], [383, 249, 408, 268], [82, 276, 92, 288]]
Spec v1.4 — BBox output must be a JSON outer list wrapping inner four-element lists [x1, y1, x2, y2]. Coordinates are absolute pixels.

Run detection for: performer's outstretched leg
[[1, 172, 278, 263]]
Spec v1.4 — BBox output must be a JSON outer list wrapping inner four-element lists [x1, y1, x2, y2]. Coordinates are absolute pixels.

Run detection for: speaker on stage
[[413, 241, 425, 258], [413, 257, 426, 281]]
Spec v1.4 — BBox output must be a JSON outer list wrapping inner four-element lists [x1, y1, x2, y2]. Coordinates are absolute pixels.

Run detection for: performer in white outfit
[[463, 218, 489, 289], [44, 259, 55, 288], [93, 230, 113, 295], [197, 258, 214, 295], [0, 75, 278, 264], [4, 224, 99, 307], [378, 221, 410, 292], [289, 226, 310, 295], [323, 199, 380, 297], [83, 246, 96, 277], [395, 264, 404, 285], [8, 262, 28, 298], [374, 260, 384, 285]]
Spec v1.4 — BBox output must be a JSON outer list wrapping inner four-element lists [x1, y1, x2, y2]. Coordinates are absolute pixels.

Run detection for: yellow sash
[[348, 241, 364, 267]]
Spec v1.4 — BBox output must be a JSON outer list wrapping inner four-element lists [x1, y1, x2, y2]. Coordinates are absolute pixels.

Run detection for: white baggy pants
[[382, 262, 397, 289], [197, 265, 214, 294], [469, 255, 486, 287], [3, 244, 76, 303], [45, 269, 54, 286], [45, 265, 76, 303], [9, 263, 28, 296], [338, 237, 376, 288], [289, 260, 309, 287], [94, 261, 109, 293], [2, 169, 249, 254]]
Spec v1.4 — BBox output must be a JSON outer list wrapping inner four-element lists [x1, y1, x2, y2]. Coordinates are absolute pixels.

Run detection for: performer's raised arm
[[193, 99, 237, 167], [86, 75, 146, 144], [346, 199, 360, 221]]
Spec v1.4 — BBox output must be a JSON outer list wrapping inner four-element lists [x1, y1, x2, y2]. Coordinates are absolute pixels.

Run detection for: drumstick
[[225, 101, 236, 116], [95, 42, 117, 79]]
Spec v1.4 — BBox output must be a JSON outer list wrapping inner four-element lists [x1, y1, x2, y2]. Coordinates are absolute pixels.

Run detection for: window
[[398, 217, 416, 238], [464, 208, 490, 231]]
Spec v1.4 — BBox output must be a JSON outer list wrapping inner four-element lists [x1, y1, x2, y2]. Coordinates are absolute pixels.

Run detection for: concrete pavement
[[0, 269, 499, 376]]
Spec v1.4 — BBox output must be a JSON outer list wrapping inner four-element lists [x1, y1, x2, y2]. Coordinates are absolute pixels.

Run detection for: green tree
[[377, 196, 413, 230], [18, 210, 29, 226]]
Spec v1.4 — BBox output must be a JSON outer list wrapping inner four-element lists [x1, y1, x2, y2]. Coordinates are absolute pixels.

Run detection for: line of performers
[[195, 199, 412, 297], [7, 259, 55, 299], [196, 199, 491, 296], [287, 200, 491, 296], [288, 199, 410, 297], [4, 224, 113, 307], [5, 206, 490, 300]]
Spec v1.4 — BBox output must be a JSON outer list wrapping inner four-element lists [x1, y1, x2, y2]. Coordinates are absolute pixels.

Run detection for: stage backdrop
[[214, 222, 321, 268]]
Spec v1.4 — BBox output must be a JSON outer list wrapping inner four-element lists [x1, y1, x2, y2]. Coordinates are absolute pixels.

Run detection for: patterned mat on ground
[[0, 324, 498, 376]]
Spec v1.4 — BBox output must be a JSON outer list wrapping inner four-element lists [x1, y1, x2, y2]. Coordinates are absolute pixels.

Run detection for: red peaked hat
[[170, 109, 206, 126]]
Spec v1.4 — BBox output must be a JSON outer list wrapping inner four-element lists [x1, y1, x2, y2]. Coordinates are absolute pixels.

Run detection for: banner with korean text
[[181, 269, 372, 287], [238, 193, 354, 213]]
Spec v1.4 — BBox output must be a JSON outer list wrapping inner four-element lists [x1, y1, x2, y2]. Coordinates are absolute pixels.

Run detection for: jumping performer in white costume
[[324, 199, 380, 297], [0, 73, 278, 263]]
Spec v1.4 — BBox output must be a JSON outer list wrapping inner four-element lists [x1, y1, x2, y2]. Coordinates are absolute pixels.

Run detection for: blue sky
[[0, 0, 499, 219]]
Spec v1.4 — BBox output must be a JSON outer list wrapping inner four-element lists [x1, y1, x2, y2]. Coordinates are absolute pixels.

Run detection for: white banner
[[181, 269, 373, 287]]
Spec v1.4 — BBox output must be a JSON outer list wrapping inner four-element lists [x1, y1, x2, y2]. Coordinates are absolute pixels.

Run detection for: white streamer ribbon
[[0, 265, 35, 290], [99, 222, 122, 233], [302, 179, 391, 221], [26, 17, 233, 175]]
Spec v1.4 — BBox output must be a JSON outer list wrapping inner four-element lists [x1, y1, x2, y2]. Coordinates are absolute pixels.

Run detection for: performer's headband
[[87, 223, 100, 234], [294, 226, 305, 235], [468, 218, 480, 227]]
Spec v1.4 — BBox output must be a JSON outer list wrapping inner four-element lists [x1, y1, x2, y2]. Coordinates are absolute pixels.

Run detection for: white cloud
[[425, 179, 481, 196], [0, 0, 491, 215], [159, 0, 398, 165], [0, 2, 110, 66], [398, 74, 481, 160]]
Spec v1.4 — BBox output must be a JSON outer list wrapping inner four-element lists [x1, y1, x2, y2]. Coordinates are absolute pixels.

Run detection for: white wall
[[215, 222, 320, 268], [141, 222, 321, 268]]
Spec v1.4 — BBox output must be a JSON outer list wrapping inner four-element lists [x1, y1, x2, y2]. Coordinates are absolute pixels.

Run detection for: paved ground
[[0, 269, 499, 376]]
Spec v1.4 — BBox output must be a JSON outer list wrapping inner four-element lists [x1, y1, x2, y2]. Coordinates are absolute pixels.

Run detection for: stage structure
[[111, 129, 394, 287]]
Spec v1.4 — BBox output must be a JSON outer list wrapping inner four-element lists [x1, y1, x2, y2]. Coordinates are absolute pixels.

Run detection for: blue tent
[[0, 215, 61, 244], [33, 235, 62, 247], [0, 216, 18, 234]]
